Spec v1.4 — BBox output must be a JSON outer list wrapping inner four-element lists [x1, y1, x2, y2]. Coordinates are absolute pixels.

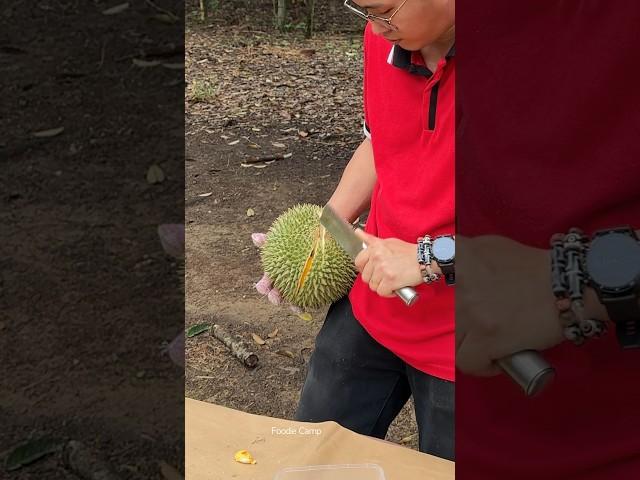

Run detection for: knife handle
[[497, 350, 555, 396], [395, 286, 419, 306]]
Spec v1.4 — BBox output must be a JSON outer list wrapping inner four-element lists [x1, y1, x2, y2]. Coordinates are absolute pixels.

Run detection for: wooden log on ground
[[211, 324, 259, 368]]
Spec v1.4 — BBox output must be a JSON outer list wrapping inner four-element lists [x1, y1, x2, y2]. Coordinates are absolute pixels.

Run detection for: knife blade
[[319, 205, 419, 306]]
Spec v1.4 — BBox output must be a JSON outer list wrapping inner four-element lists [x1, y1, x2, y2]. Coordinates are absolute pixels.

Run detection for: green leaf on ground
[[186, 324, 210, 338], [5, 438, 61, 471]]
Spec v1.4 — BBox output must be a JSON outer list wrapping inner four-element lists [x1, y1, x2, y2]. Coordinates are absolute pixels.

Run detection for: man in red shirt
[[255, 0, 456, 460]]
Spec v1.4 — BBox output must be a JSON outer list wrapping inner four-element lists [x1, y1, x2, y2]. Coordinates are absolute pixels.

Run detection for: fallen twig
[[211, 324, 259, 368], [145, 0, 178, 20], [244, 154, 288, 164]]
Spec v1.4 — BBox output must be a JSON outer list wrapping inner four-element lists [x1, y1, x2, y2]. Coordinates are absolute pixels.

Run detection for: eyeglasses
[[343, 0, 409, 31]]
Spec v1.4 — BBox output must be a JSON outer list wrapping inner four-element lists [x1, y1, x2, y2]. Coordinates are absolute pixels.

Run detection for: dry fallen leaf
[[234, 450, 256, 465], [146, 164, 165, 184], [246, 208, 255, 217], [241, 163, 269, 169], [298, 130, 309, 137], [251, 333, 266, 345], [297, 312, 312, 322], [133, 58, 161, 67], [162, 63, 185, 70], [399, 433, 419, 444], [267, 328, 279, 338], [276, 349, 294, 359], [150, 13, 178, 24], [279, 366, 300, 375], [102, 2, 129, 15], [32, 127, 64, 138]]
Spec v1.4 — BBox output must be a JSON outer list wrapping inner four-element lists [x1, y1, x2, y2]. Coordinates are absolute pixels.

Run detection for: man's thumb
[[354, 228, 377, 245]]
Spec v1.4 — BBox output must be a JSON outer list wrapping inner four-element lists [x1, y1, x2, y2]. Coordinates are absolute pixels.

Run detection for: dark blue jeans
[[294, 296, 455, 460]]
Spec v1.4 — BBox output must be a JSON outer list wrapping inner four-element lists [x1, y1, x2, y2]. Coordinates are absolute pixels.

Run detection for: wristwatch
[[585, 226, 640, 348], [432, 235, 456, 286]]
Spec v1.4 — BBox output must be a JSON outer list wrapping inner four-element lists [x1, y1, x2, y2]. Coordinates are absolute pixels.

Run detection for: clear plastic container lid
[[274, 464, 385, 480]]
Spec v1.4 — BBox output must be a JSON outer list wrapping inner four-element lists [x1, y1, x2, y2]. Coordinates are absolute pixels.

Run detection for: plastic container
[[274, 464, 385, 480]]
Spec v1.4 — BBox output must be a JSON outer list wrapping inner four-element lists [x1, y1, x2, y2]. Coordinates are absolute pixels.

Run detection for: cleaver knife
[[319, 204, 419, 306]]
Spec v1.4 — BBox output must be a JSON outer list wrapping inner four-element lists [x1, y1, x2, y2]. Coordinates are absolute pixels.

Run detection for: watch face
[[586, 232, 640, 292], [432, 236, 455, 263]]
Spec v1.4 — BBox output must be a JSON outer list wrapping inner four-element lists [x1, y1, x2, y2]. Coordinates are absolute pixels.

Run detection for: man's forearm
[[327, 138, 377, 224]]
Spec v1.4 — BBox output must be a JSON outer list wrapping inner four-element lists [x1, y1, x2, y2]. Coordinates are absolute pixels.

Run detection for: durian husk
[[261, 204, 356, 310]]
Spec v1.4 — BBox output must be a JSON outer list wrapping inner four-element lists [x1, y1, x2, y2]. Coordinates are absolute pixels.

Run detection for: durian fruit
[[261, 204, 357, 310]]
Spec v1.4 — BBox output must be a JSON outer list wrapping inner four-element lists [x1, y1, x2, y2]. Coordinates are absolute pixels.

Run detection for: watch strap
[[439, 263, 455, 286], [603, 293, 640, 348]]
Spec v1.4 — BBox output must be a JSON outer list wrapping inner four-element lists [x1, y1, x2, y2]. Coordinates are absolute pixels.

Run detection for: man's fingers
[[354, 247, 370, 272], [158, 224, 185, 259], [361, 260, 374, 285], [255, 273, 273, 295], [370, 268, 383, 293], [164, 331, 185, 368], [376, 280, 396, 298], [267, 288, 283, 305], [251, 232, 267, 247]]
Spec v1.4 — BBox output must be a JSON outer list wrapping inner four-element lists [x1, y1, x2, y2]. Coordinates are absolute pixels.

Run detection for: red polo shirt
[[348, 24, 455, 381], [457, 3, 640, 478]]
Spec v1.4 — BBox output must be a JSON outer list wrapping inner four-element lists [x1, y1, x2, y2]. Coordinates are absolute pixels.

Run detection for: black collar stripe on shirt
[[428, 83, 439, 130], [386, 43, 454, 131], [389, 43, 456, 77]]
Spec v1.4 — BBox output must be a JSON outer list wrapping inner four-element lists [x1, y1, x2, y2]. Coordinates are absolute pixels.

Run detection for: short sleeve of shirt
[[362, 25, 371, 139]]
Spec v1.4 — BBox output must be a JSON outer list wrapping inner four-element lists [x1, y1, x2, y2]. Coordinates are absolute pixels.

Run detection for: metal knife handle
[[395, 286, 419, 306], [497, 350, 555, 396]]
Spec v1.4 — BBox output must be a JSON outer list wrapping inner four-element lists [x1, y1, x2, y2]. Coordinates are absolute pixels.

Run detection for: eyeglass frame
[[343, 0, 410, 31]]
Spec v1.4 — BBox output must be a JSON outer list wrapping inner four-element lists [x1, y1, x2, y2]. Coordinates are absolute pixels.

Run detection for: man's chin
[[394, 40, 420, 51]]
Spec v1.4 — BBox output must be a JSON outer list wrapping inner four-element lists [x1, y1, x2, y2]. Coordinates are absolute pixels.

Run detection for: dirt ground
[[184, 16, 420, 449], [1, 1, 184, 478]]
